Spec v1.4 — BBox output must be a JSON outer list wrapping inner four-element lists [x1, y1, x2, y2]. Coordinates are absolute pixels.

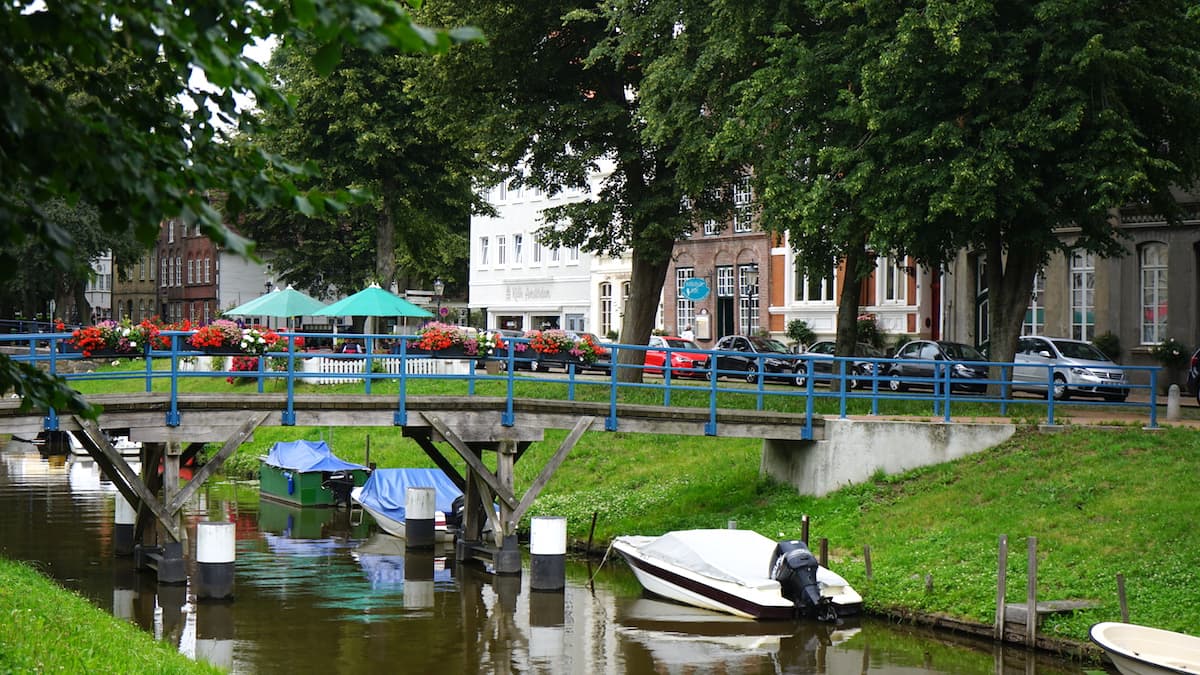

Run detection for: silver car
[[1011, 336, 1128, 401]]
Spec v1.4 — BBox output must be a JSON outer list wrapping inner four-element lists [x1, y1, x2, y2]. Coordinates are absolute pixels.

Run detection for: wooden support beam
[[409, 433, 467, 492], [166, 414, 268, 514], [425, 415, 518, 511], [73, 418, 181, 541], [135, 443, 165, 546], [511, 416, 592, 524]]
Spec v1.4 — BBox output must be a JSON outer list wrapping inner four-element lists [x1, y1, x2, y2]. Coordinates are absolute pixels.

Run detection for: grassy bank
[[0, 558, 221, 674], [216, 421, 1199, 646]]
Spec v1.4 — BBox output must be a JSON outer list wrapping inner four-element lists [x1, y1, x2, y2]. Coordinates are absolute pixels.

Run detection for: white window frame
[[1140, 242, 1168, 344], [497, 235, 507, 266], [732, 175, 753, 233], [513, 234, 523, 264], [480, 236, 490, 266], [675, 268, 696, 336], [599, 282, 613, 337], [795, 260, 836, 303], [1070, 250, 1095, 341], [1023, 272, 1045, 336], [878, 257, 907, 304]]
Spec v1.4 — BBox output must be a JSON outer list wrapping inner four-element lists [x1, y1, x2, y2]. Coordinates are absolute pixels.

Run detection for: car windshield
[[941, 342, 985, 361], [1052, 340, 1110, 361], [748, 336, 790, 353], [665, 337, 700, 350]]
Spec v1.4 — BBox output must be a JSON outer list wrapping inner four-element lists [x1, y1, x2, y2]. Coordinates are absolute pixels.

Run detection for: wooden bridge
[[0, 392, 822, 578]]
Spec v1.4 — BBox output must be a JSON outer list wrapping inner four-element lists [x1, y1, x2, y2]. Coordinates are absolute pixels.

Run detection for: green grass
[[0, 558, 221, 674]]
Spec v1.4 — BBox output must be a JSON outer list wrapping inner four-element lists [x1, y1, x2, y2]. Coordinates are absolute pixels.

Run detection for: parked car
[[644, 335, 710, 378], [802, 340, 886, 389], [1011, 336, 1128, 401], [1187, 347, 1200, 406], [888, 340, 989, 393], [712, 335, 805, 385]]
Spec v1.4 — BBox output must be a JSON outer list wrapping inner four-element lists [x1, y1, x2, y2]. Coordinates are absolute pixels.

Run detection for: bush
[[857, 316, 886, 349], [1092, 331, 1121, 362], [786, 319, 816, 348]]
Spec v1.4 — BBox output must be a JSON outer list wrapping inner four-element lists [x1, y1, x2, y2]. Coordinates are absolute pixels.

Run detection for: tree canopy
[[0, 0, 477, 415]]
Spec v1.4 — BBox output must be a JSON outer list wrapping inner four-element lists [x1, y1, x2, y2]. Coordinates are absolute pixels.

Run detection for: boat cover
[[626, 529, 782, 589], [262, 440, 367, 473], [355, 468, 462, 522]]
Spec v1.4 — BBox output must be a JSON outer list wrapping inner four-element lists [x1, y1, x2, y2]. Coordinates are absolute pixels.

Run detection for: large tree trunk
[[833, 242, 872, 392], [617, 246, 672, 384], [376, 189, 398, 290], [72, 279, 90, 324], [984, 231, 1042, 397]]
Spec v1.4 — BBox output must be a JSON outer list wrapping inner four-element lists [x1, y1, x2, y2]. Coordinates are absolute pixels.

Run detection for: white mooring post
[[530, 516, 567, 591], [195, 521, 236, 600], [403, 550, 435, 609], [114, 494, 136, 556], [405, 487, 436, 549]]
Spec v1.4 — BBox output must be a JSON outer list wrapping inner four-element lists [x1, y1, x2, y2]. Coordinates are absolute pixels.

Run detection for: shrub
[[1092, 331, 1121, 362], [786, 319, 816, 348]]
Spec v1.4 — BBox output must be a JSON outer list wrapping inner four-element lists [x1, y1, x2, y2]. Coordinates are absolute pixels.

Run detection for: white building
[[85, 251, 113, 322], [471, 162, 633, 334]]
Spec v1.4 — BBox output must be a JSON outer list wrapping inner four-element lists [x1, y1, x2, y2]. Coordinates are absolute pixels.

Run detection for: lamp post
[[433, 277, 445, 320]]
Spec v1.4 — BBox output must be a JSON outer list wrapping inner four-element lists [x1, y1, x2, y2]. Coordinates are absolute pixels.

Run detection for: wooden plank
[[73, 417, 181, 541], [166, 414, 268, 514], [994, 534, 1008, 640], [1003, 600, 1101, 626], [511, 416, 592, 524], [425, 415, 518, 511], [1026, 537, 1037, 646]]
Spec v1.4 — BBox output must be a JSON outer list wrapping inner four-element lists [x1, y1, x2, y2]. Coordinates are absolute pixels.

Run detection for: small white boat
[[612, 529, 862, 621], [351, 468, 462, 543], [1090, 621, 1200, 675]]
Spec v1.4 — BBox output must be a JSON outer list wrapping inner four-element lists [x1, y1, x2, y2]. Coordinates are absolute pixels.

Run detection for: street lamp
[[433, 277, 445, 320]]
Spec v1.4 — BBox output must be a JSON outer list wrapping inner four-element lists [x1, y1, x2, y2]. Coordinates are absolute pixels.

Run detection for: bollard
[[114, 494, 137, 556], [196, 601, 235, 671], [405, 487, 436, 549], [530, 516, 567, 591], [1167, 384, 1181, 422], [195, 521, 236, 600]]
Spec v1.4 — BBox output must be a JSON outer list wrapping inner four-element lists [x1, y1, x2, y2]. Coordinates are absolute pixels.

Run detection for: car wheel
[[1050, 374, 1069, 401], [889, 372, 907, 392], [792, 368, 807, 387], [530, 359, 543, 372], [744, 366, 759, 384], [704, 368, 713, 381]]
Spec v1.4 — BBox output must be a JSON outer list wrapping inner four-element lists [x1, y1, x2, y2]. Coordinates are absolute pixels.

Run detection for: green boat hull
[[259, 462, 369, 507]]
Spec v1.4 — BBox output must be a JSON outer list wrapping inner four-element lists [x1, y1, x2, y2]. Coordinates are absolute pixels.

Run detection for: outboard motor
[[770, 539, 835, 620], [446, 495, 466, 531], [322, 471, 356, 508]]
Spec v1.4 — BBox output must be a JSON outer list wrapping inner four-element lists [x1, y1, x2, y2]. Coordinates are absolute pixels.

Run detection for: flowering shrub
[[1151, 337, 1189, 369], [226, 355, 261, 384], [239, 326, 283, 356], [415, 322, 492, 356], [189, 320, 243, 350], [525, 329, 597, 363], [68, 318, 166, 357]]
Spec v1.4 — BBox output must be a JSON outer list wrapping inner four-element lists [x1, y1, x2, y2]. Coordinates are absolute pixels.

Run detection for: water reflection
[[0, 441, 1099, 674]]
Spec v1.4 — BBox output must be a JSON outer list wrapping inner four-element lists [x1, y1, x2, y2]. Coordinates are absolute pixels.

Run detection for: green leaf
[[313, 41, 342, 76]]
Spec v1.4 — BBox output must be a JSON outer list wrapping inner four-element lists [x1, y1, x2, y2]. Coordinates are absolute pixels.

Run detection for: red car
[[644, 335, 710, 378]]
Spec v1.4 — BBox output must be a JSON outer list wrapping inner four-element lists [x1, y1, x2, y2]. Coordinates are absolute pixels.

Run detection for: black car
[[888, 340, 989, 394], [712, 335, 805, 386], [802, 340, 885, 389], [1189, 347, 1200, 406]]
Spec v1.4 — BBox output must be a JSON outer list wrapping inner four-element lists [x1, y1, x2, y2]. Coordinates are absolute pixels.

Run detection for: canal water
[[0, 440, 1100, 674]]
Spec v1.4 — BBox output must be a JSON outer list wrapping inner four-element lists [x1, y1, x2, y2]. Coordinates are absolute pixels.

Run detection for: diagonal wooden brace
[[166, 414, 268, 514], [511, 416, 592, 524], [425, 415, 518, 511]]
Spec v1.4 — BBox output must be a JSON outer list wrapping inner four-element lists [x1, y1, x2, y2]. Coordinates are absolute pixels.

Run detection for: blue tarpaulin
[[263, 440, 367, 473], [355, 468, 462, 523]]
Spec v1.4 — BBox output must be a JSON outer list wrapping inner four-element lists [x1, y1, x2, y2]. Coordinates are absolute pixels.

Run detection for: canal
[[0, 440, 1102, 674]]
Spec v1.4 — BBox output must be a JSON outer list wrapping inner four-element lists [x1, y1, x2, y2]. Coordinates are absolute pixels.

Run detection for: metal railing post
[[395, 337, 409, 426], [166, 334, 181, 426], [283, 336, 297, 425], [606, 345, 619, 432]]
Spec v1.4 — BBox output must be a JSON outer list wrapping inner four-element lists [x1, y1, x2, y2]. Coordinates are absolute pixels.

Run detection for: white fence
[[177, 354, 473, 384]]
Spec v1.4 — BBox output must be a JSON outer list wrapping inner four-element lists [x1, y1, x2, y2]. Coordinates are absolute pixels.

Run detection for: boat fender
[[285, 471, 294, 495], [769, 539, 825, 615]]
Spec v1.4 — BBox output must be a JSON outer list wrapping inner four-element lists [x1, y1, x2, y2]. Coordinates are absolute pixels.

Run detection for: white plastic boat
[[351, 468, 461, 542], [1090, 621, 1200, 675], [612, 529, 862, 621]]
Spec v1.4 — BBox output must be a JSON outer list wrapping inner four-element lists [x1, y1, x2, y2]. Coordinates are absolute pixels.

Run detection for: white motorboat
[[351, 468, 462, 543], [612, 529, 862, 621], [1090, 621, 1200, 675]]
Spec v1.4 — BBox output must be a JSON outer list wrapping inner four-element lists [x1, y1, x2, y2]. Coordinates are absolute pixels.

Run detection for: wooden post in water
[[1025, 537, 1038, 647], [863, 545, 873, 580], [994, 534, 1008, 641], [801, 514, 810, 545], [818, 537, 828, 568]]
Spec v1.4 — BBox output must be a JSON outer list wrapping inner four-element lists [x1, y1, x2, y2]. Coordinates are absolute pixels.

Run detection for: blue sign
[[680, 277, 710, 301]]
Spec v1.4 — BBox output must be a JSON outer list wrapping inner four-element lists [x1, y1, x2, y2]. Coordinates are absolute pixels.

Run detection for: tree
[[242, 40, 486, 298], [415, 0, 747, 382], [0, 0, 477, 415], [812, 1, 1200, 378]]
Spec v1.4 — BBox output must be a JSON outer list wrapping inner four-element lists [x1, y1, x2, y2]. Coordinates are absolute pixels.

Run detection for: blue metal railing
[[0, 330, 1163, 438]]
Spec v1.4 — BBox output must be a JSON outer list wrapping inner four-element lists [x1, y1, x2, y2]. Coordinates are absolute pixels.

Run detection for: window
[[569, 245, 580, 262], [676, 268, 696, 336], [480, 237, 490, 265], [150, 254, 156, 282], [498, 182, 507, 201], [175, 256, 182, 286], [879, 257, 907, 303], [161, 258, 168, 287], [738, 264, 759, 334], [600, 282, 613, 337], [513, 234, 523, 264], [1023, 272, 1045, 336], [187, 258, 194, 284], [139, 258, 145, 281], [716, 266, 734, 297], [532, 239, 542, 264], [550, 246, 560, 263], [795, 260, 836, 302], [167, 220, 174, 244], [497, 235, 507, 265], [704, 219, 721, 236], [732, 175, 753, 233], [1070, 251, 1095, 341], [1140, 242, 1168, 344]]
